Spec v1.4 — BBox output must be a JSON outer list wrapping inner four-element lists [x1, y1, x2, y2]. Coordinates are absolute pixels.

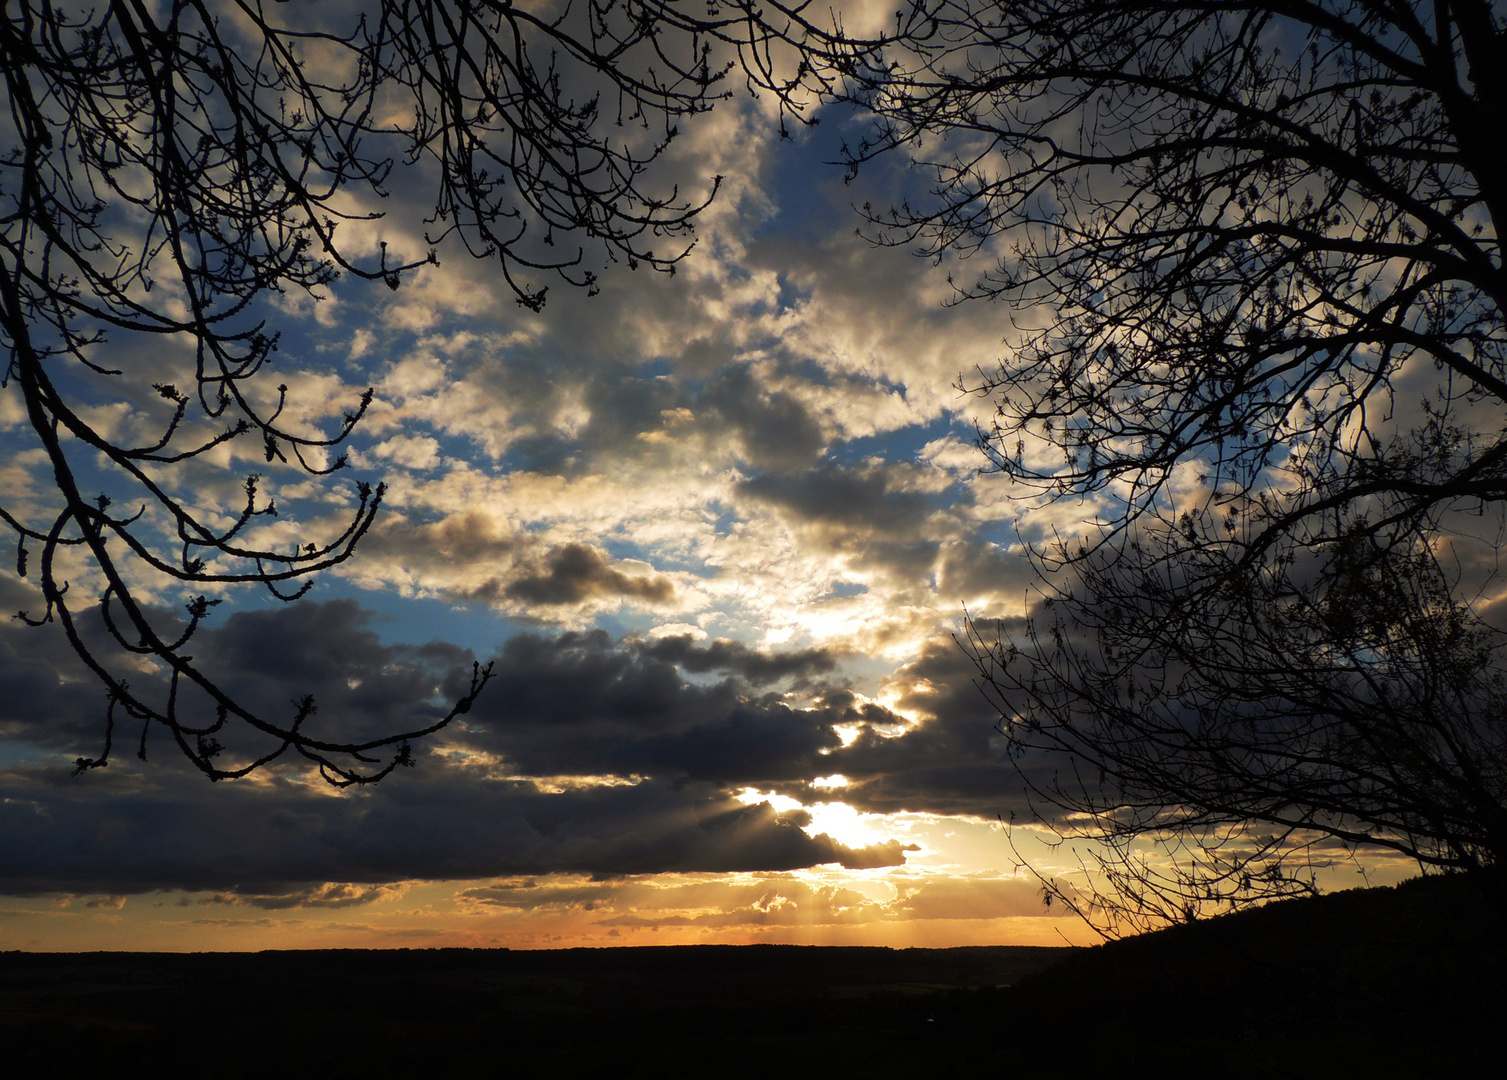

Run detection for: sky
[[0, 5, 1423, 951]]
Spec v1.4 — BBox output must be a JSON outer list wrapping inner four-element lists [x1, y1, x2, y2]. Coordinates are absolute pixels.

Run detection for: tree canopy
[[835, 0, 1507, 927]]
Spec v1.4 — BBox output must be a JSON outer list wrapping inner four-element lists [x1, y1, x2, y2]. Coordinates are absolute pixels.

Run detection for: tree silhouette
[[837, 0, 1507, 927], [0, 0, 855, 783]]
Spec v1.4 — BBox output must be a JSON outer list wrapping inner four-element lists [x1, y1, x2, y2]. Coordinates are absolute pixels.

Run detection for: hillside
[[977, 873, 1504, 1077]]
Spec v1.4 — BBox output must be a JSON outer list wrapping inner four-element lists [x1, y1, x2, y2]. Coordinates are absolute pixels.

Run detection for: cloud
[[456, 629, 852, 784], [893, 876, 1060, 921], [503, 543, 676, 606], [360, 508, 521, 563], [0, 588, 1073, 902], [834, 839, 922, 870], [703, 364, 827, 473], [370, 434, 442, 470], [464, 869, 1066, 932], [201, 882, 409, 910], [458, 877, 617, 911], [0, 601, 934, 895], [635, 635, 837, 685], [0, 767, 908, 895]]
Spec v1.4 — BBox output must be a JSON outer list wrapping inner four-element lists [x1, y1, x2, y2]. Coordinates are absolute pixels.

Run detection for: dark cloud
[[932, 540, 1037, 608], [359, 510, 521, 564], [704, 364, 826, 473], [0, 578, 117, 752], [812, 635, 1042, 819], [180, 599, 472, 752], [0, 767, 903, 895], [0, 594, 1060, 898], [738, 462, 933, 541], [573, 368, 689, 458], [23, 597, 1017, 819], [460, 630, 847, 783], [604, 704, 842, 784], [736, 461, 948, 589], [358, 517, 677, 610], [0, 593, 475, 780], [838, 839, 922, 869], [635, 634, 837, 685], [464, 628, 731, 733], [466, 621, 1044, 821], [504, 543, 676, 605], [0, 602, 921, 895]]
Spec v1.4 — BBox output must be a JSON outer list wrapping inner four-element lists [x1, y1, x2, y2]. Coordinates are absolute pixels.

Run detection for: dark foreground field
[[2, 876, 1501, 1078]]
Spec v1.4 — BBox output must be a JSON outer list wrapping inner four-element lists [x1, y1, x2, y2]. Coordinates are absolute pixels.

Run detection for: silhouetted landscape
[[4, 876, 1500, 1078], [5, 0, 1506, 1053]]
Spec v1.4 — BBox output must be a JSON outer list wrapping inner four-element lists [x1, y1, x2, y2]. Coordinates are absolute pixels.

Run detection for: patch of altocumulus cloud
[[268, 92, 1032, 646]]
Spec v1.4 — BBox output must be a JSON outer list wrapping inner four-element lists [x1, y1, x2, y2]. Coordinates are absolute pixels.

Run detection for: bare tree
[[836, 0, 1507, 926], [0, 0, 856, 783], [969, 522, 1507, 933]]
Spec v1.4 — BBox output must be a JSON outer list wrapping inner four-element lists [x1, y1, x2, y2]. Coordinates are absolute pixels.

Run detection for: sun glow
[[736, 787, 802, 813], [830, 724, 863, 748], [803, 801, 885, 849], [734, 787, 892, 852]]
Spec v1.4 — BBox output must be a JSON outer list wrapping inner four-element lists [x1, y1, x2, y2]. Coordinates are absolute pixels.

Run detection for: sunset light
[[2, 10, 1503, 1070]]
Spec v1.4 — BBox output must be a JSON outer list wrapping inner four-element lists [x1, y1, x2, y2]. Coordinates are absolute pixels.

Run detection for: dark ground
[[2, 875, 1501, 1078]]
